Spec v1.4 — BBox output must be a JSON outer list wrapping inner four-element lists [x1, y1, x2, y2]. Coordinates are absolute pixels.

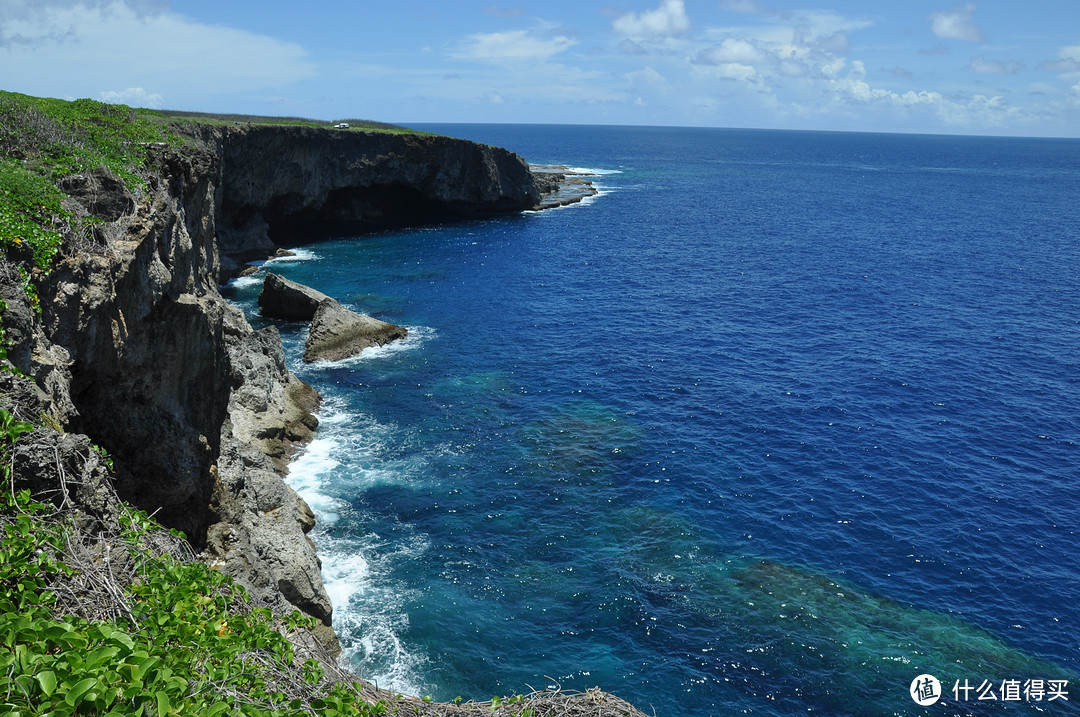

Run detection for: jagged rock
[[59, 166, 136, 222], [216, 125, 540, 253], [0, 121, 550, 660], [303, 298, 407, 363], [224, 305, 320, 472], [258, 273, 330, 321], [9, 425, 121, 531]]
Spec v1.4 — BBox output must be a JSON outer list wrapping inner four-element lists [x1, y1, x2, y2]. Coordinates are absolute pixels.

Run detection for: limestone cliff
[[0, 123, 540, 654], [208, 125, 539, 259]]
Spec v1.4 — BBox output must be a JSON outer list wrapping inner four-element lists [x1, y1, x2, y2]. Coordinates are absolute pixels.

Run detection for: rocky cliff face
[[210, 125, 539, 259], [1, 124, 540, 654]]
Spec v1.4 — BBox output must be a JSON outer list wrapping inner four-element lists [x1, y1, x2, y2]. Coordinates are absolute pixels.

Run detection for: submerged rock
[[258, 272, 330, 321], [303, 298, 407, 363]]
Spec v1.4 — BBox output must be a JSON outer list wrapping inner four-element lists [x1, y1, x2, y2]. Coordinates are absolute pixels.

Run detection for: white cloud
[[99, 87, 164, 108], [692, 60, 761, 86], [0, 1, 315, 102], [625, 66, 668, 89], [451, 30, 576, 63], [693, 7, 871, 88], [821, 62, 1029, 130], [613, 0, 691, 40], [969, 56, 1024, 75], [1040, 45, 1080, 74], [697, 37, 768, 66], [1042, 58, 1080, 73], [929, 4, 985, 43]]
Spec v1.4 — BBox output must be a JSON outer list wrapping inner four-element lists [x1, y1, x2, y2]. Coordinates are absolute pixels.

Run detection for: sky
[[2, 0, 1079, 136]]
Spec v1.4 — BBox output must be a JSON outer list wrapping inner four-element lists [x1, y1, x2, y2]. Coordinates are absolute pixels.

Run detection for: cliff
[[208, 125, 539, 261], [0, 121, 540, 654]]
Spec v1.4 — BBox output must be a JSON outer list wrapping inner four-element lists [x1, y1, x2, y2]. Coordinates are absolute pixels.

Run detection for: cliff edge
[[1, 118, 540, 654], [211, 124, 539, 261]]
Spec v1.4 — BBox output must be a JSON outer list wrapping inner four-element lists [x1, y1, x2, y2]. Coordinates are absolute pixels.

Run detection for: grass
[[0, 91, 178, 277], [0, 408, 395, 717], [0, 405, 648, 716], [0, 90, 432, 307], [155, 109, 426, 135]]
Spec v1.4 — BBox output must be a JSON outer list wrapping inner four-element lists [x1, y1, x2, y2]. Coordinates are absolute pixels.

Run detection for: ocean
[[222, 125, 1080, 716]]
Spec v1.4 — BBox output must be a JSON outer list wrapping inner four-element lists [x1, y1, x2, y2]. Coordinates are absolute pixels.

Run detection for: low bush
[[0, 408, 388, 716]]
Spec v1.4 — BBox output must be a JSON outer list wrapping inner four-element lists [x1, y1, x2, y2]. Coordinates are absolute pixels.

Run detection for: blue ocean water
[[224, 126, 1080, 716]]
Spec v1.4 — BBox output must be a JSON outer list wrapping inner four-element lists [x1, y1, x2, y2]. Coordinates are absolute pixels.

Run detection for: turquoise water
[[224, 126, 1080, 715]]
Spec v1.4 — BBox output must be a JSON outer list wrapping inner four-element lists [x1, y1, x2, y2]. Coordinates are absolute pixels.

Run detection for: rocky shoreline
[[1, 118, 644, 713], [0, 123, 538, 652], [530, 164, 600, 209]]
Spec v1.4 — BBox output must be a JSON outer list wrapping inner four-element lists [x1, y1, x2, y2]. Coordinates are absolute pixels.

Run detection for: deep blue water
[[224, 125, 1080, 716]]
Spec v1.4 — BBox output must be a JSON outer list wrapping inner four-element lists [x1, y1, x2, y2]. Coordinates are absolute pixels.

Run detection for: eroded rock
[[258, 273, 331, 321], [303, 298, 407, 363]]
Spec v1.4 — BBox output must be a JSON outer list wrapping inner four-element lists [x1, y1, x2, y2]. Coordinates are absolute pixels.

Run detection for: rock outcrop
[[0, 122, 540, 656], [27, 142, 336, 647], [213, 126, 540, 257], [304, 298, 408, 363], [530, 164, 599, 209], [258, 272, 330, 321]]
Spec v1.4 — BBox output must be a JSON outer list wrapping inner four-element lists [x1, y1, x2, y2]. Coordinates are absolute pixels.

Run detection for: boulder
[[258, 273, 331, 321], [303, 298, 407, 363]]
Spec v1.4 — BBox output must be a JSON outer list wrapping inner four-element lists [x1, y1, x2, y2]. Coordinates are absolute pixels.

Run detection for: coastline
[[530, 165, 600, 209], [0, 93, 645, 715], [223, 166, 647, 714]]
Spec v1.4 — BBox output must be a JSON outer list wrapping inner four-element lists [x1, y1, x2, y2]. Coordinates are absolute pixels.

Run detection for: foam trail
[[226, 273, 263, 290], [287, 437, 346, 524], [565, 166, 624, 175], [305, 325, 434, 368], [285, 400, 431, 696], [267, 247, 322, 263]]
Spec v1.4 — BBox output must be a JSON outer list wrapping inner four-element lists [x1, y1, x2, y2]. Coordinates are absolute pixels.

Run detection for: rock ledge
[[303, 299, 408, 363]]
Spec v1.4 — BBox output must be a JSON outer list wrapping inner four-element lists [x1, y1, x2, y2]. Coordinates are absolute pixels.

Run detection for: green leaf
[[64, 677, 99, 708], [155, 690, 170, 716], [35, 670, 57, 697], [84, 645, 119, 669], [138, 656, 162, 681]]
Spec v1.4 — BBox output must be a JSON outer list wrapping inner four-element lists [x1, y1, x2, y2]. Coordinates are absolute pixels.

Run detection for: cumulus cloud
[[692, 9, 868, 87], [929, 4, 985, 43], [696, 37, 768, 66], [969, 56, 1024, 75], [1040, 45, 1080, 73], [451, 29, 576, 63], [625, 66, 668, 90], [0, 0, 315, 101], [819, 61, 1028, 130], [613, 0, 691, 40], [99, 87, 164, 108]]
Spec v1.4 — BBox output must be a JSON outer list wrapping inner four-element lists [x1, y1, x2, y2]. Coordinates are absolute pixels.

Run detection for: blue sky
[[2, 0, 1078, 136]]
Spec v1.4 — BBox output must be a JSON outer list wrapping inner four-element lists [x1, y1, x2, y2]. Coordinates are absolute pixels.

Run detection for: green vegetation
[[156, 109, 420, 134], [0, 407, 391, 716], [0, 91, 178, 281], [0, 93, 175, 188], [0, 90, 428, 287]]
